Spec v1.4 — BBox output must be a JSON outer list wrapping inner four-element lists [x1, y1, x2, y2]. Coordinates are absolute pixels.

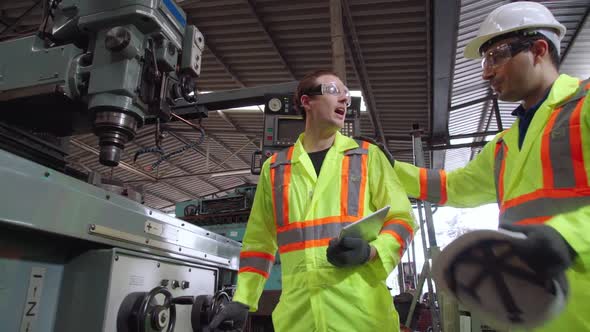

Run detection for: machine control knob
[[171, 280, 180, 289], [181, 281, 190, 290], [105, 27, 131, 52], [161, 279, 170, 287]]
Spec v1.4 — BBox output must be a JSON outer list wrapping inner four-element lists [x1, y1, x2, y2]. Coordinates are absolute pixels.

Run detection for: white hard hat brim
[[464, 24, 566, 59], [432, 229, 567, 329]]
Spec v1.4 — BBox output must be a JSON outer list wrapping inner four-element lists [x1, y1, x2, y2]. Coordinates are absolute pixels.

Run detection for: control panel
[[180, 25, 205, 77], [258, 94, 362, 163], [54, 248, 231, 332]]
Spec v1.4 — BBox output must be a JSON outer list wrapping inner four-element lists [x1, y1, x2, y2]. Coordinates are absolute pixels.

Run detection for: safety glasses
[[304, 82, 352, 107], [480, 40, 533, 71]]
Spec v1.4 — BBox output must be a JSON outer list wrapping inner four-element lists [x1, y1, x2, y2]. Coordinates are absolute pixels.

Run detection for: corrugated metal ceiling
[[0, 0, 431, 212], [2, 0, 588, 212]]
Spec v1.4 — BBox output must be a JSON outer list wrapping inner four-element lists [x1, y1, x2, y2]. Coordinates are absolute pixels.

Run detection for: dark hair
[[294, 69, 341, 120], [480, 30, 560, 69]]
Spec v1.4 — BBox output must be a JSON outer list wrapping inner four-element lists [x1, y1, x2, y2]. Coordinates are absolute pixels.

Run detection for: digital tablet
[[339, 205, 390, 241]]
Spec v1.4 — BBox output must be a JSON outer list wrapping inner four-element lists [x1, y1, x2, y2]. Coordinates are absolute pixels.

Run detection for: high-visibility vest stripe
[[501, 192, 590, 224], [238, 267, 270, 279], [514, 216, 552, 226], [542, 97, 588, 188], [494, 138, 508, 204], [238, 251, 275, 278], [439, 171, 448, 205], [419, 168, 428, 201], [501, 187, 590, 212], [271, 140, 412, 255], [341, 140, 369, 217], [380, 219, 414, 256], [541, 106, 562, 188], [495, 78, 590, 225], [240, 251, 275, 261], [417, 168, 448, 205], [277, 221, 352, 248], [270, 147, 295, 227], [279, 238, 332, 254], [276, 215, 359, 233], [570, 98, 588, 187], [381, 231, 406, 257]]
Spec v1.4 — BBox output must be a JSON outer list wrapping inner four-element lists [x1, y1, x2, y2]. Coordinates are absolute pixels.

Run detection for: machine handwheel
[[118, 286, 176, 332], [191, 290, 234, 332], [137, 286, 176, 332], [191, 294, 213, 332]]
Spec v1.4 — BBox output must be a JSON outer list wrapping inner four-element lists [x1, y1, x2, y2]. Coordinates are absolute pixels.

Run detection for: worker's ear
[[300, 95, 312, 111], [531, 39, 549, 65]]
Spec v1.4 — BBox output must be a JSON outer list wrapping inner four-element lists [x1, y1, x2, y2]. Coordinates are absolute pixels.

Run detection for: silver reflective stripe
[[240, 256, 273, 276], [344, 140, 368, 216], [425, 169, 443, 203], [549, 100, 577, 188], [500, 195, 590, 225], [494, 139, 506, 203], [381, 222, 413, 249], [271, 149, 291, 227], [548, 80, 589, 188], [277, 222, 353, 246]]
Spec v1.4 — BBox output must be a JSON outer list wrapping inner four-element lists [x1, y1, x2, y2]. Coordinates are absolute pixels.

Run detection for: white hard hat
[[431, 229, 568, 330], [464, 1, 566, 59]]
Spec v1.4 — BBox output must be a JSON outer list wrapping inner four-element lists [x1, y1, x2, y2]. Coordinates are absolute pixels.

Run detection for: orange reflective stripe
[[494, 140, 508, 204], [270, 153, 278, 226], [282, 147, 294, 226], [439, 170, 448, 205], [381, 219, 414, 257], [541, 108, 562, 188], [279, 238, 331, 254], [239, 251, 275, 279], [514, 216, 552, 226], [382, 219, 414, 236], [501, 187, 590, 213], [240, 251, 275, 261], [570, 98, 588, 187], [341, 153, 351, 216], [238, 267, 269, 279], [419, 168, 428, 200], [270, 147, 294, 227], [381, 230, 406, 257]]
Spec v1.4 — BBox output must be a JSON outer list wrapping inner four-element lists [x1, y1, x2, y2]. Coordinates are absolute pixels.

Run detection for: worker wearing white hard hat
[[392, 1, 590, 331]]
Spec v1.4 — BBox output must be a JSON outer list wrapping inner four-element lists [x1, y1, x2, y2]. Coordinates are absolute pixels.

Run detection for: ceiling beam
[[68, 157, 177, 205], [0, 0, 41, 38], [244, 0, 296, 79], [70, 139, 157, 181], [560, 5, 590, 65], [71, 139, 203, 200], [431, 0, 460, 140], [130, 140, 224, 193], [342, 0, 386, 146], [215, 110, 260, 151], [166, 131, 251, 185]]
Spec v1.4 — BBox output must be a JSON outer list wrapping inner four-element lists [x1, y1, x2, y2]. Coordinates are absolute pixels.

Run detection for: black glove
[[354, 135, 395, 167], [209, 301, 249, 332], [500, 224, 576, 279], [326, 236, 372, 267]]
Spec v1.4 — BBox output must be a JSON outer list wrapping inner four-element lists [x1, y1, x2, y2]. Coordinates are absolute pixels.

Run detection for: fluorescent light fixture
[[210, 169, 252, 178], [449, 137, 473, 145], [350, 90, 367, 112]]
